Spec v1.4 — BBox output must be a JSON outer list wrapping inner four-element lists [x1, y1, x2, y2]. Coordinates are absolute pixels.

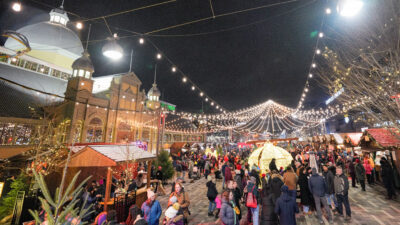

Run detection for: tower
[[146, 64, 161, 110]]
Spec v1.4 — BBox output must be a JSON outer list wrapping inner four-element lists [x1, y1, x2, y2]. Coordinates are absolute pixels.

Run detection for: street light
[[12, 1, 21, 12], [102, 34, 123, 60], [337, 0, 364, 17]]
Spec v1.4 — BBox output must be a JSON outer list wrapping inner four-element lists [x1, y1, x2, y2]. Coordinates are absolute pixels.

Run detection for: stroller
[[192, 166, 200, 180], [215, 170, 223, 180]]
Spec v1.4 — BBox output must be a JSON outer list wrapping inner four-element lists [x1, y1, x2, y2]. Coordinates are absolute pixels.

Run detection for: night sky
[[0, 0, 330, 113]]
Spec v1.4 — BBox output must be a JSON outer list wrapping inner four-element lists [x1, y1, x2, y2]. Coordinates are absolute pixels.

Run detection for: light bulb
[[316, 49, 321, 54], [205, 98, 209, 102], [312, 63, 316, 68], [182, 77, 187, 82], [156, 53, 162, 59], [171, 67, 176, 72], [139, 38, 144, 44], [309, 73, 313, 78], [191, 86, 195, 90], [76, 22, 83, 30], [200, 92, 204, 96], [12, 2, 21, 12], [325, 8, 332, 14], [319, 32, 324, 38]]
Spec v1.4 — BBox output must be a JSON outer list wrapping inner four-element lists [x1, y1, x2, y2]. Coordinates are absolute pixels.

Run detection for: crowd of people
[[28, 144, 399, 225]]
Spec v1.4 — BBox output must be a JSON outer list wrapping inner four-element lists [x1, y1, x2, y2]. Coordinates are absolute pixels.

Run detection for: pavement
[[156, 175, 400, 225]]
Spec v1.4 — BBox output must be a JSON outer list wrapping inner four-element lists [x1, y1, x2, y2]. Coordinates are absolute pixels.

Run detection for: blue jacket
[[141, 200, 162, 225], [274, 185, 299, 225], [308, 170, 327, 197], [220, 199, 238, 225]]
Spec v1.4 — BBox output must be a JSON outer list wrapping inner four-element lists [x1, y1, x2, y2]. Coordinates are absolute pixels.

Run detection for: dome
[[72, 51, 94, 73], [5, 21, 83, 58], [148, 83, 161, 98], [248, 142, 293, 174]]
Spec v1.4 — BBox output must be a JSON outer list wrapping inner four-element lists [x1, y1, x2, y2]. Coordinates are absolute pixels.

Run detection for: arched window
[[86, 118, 103, 143]]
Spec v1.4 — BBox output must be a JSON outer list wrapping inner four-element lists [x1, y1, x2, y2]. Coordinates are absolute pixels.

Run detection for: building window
[[54, 15, 60, 23], [52, 69, 61, 78], [0, 123, 15, 145], [73, 70, 78, 77], [60, 17, 66, 25], [86, 118, 103, 143], [85, 71, 90, 79], [79, 69, 84, 77]]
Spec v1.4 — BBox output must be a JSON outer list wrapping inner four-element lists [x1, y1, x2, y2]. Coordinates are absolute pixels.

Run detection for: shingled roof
[[366, 128, 400, 147]]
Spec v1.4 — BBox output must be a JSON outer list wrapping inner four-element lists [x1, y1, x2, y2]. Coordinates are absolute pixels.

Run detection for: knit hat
[[147, 190, 155, 199], [172, 202, 180, 210], [170, 195, 178, 204], [207, 176, 212, 182], [165, 206, 178, 219], [250, 176, 256, 184]]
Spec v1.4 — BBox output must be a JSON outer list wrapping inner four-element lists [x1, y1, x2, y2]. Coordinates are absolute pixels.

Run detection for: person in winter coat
[[126, 205, 141, 225], [363, 157, 373, 185], [283, 166, 298, 200], [380, 157, 396, 199], [298, 167, 313, 215], [101, 210, 119, 225], [355, 159, 366, 191], [348, 158, 357, 188], [215, 194, 222, 219], [225, 164, 233, 186], [246, 176, 260, 225], [220, 190, 239, 225], [168, 182, 190, 224], [268, 171, 284, 202], [322, 165, 337, 210], [234, 170, 243, 192], [274, 185, 299, 225], [206, 176, 218, 216], [261, 180, 279, 225], [308, 168, 333, 224], [269, 159, 278, 172], [205, 160, 211, 179], [141, 190, 162, 225], [164, 203, 184, 225], [334, 167, 351, 221]]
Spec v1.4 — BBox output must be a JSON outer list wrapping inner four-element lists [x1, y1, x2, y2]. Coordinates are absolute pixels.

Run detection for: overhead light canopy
[[337, 0, 364, 17], [102, 34, 123, 60]]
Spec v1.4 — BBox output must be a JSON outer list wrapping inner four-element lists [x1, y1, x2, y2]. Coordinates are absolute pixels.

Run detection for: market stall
[[169, 142, 190, 158], [247, 142, 293, 174], [62, 144, 156, 222], [359, 128, 400, 182]]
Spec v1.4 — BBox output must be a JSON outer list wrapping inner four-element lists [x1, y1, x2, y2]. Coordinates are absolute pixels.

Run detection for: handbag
[[245, 186, 257, 208]]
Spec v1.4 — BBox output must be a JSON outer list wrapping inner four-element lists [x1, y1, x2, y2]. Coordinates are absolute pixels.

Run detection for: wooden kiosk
[[65, 144, 156, 220]]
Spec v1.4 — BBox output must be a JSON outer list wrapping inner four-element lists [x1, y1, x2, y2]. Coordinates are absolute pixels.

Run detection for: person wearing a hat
[[355, 158, 366, 191], [141, 190, 162, 225], [274, 185, 299, 225], [246, 176, 260, 225]]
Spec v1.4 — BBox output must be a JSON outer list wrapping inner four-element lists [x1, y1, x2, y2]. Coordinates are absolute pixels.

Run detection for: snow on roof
[[76, 144, 155, 162]]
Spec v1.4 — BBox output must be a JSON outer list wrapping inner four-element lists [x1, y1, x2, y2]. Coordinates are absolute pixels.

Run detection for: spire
[[60, 0, 65, 9], [153, 63, 157, 85]]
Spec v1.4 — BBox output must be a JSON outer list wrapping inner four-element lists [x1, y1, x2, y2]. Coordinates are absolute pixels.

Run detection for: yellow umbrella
[[248, 142, 293, 174]]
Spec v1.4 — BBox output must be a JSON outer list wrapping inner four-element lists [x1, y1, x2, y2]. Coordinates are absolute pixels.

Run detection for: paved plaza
[[157, 176, 400, 225]]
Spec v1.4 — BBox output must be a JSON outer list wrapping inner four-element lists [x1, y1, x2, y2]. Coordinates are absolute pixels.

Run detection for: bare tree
[[316, 0, 400, 136]]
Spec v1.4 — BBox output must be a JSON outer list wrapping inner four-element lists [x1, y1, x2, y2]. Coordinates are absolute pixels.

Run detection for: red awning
[[366, 128, 400, 147]]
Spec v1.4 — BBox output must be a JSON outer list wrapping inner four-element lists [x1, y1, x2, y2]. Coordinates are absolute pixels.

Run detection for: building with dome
[[0, 5, 205, 160]]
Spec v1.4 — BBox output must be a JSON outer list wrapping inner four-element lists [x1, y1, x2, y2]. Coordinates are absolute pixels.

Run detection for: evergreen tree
[[0, 172, 29, 220], [155, 150, 174, 180]]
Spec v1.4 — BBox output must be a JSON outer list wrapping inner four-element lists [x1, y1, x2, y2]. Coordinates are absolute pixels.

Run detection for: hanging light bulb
[[76, 22, 83, 29], [312, 63, 316, 68], [309, 73, 313, 78], [205, 98, 209, 102], [171, 66, 176, 72], [200, 92, 204, 97], [102, 34, 123, 60], [156, 53, 162, 59], [318, 32, 324, 38], [139, 38, 144, 44], [182, 77, 187, 82], [211, 102, 214, 106], [191, 86, 195, 90], [12, 1, 21, 12], [316, 49, 321, 54], [325, 8, 332, 14]]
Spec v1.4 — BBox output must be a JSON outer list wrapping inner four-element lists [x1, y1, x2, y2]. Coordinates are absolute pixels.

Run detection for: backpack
[[246, 185, 257, 208]]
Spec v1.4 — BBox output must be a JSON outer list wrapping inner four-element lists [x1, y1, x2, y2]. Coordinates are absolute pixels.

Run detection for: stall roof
[[366, 128, 400, 147], [67, 144, 156, 167], [345, 133, 363, 146], [332, 133, 344, 144]]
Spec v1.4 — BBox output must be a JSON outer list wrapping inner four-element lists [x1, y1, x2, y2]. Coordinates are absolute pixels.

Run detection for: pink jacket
[[363, 159, 372, 174], [215, 195, 222, 209]]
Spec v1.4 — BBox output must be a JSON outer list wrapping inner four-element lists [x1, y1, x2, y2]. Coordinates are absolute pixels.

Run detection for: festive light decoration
[[139, 38, 144, 44], [76, 22, 83, 29], [12, 1, 21, 12]]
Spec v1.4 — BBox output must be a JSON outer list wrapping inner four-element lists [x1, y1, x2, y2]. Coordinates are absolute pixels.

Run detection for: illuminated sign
[[325, 88, 344, 105]]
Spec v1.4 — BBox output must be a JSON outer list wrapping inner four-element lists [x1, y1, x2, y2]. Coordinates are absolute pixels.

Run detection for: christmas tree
[[155, 150, 174, 180], [0, 172, 29, 221]]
